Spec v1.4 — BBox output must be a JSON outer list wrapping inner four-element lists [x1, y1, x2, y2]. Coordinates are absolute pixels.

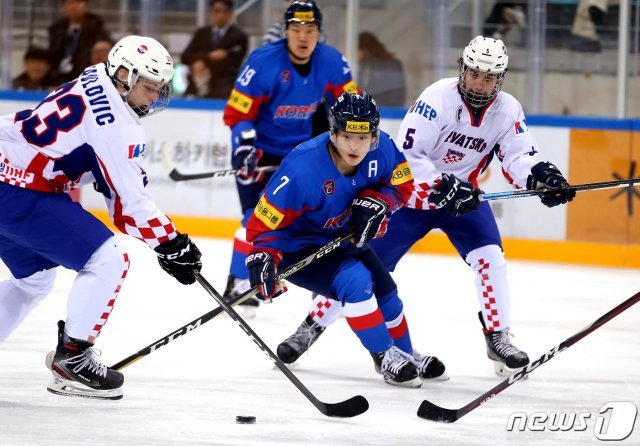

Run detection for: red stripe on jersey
[[501, 167, 516, 186], [467, 153, 491, 188], [233, 235, 253, 255], [223, 93, 270, 128], [324, 81, 361, 101], [346, 308, 385, 331]]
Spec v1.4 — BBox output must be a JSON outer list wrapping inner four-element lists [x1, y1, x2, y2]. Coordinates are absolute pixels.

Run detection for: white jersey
[[0, 64, 176, 248], [397, 77, 541, 210]]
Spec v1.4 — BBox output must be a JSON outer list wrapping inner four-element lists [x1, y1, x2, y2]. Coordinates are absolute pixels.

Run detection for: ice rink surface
[[1, 236, 639, 445]]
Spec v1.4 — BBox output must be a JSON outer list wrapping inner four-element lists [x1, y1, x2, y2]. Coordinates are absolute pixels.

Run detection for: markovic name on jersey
[[79, 66, 116, 127]]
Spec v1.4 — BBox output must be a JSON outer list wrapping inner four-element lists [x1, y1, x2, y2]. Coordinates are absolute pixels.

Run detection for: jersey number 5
[[16, 81, 87, 148], [402, 128, 416, 150]]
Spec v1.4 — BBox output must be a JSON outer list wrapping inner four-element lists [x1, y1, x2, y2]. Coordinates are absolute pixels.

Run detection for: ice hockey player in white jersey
[[0, 36, 203, 400], [277, 35, 575, 378]]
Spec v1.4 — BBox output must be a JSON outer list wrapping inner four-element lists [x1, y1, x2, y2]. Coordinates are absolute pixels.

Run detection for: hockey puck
[[236, 416, 256, 424]]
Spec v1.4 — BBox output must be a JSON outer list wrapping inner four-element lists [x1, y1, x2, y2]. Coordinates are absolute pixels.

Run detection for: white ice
[[1, 236, 639, 445]]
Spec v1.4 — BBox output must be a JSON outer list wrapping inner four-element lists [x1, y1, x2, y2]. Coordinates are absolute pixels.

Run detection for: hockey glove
[[527, 161, 576, 208], [232, 145, 264, 185], [350, 192, 390, 248], [428, 173, 482, 217], [154, 233, 202, 285], [246, 248, 287, 301]]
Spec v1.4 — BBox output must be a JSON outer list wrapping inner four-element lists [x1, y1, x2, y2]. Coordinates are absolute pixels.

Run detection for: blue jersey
[[223, 40, 357, 157], [246, 131, 414, 253]]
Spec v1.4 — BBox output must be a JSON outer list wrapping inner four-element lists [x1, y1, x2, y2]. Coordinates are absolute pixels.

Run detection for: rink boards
[[0, 93, 638, 268]]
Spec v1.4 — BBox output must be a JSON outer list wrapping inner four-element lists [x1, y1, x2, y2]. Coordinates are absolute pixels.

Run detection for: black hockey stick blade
[[195, 272, 369, 418], [417, 290, 640, 423], [481, 177, 640, 201], [417, 400, 459, 423], [319, 395, 369, 418]]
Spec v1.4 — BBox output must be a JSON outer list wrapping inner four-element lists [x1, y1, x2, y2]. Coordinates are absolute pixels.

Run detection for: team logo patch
[[442, 148, 465, 164], [228, 89, 254, 114], [456, 105, 463, 122], [128, 143, 146, 159], [514, 119, 528, 134], [281, 70, 291, 84], [391, 161, 414, 185], [294, 11, 314, 21], [137, 45, 148, 54], [254, 196, 284, 230], [346, 121, 370, 133], [323, 180, 335, 196]]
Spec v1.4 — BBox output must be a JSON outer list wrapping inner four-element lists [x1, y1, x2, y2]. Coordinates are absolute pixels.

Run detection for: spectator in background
[[483, 2, 527, 41], [90, 40, 113, 65], [184, 56, 219, 99], [48, 0, 112, 84], [570, 0, 616, 52], [357, 31, 406, 107], [181, 0, 248, 99], [12, 47, 55, 92]]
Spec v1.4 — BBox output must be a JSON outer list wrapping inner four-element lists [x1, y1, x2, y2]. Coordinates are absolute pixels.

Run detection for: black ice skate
[[478, 311, 530, 377], [371, 349, 448, 381], [371, 346, 421, 388], [45, 320, 124, 400], [277, 315, 326, 364], [223, 274, 260, 318]]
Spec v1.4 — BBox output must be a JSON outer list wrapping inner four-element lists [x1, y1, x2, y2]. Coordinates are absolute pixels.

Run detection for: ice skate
[[277, 315, 326, 364], [223, 274, 259, 318], [479, 312, 530, 378], [45, 320, 124, 400], [371, 349, 447, 382], [371, 346, 421, 388], [411, 350, 449, 381]]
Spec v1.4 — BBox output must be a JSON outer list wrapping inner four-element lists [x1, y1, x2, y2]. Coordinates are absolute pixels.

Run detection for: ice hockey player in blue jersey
[[277, 36, 576, 378], [0, 36, 202, 400], [222, 0, 359, 314], [244, 92, 446, 387]]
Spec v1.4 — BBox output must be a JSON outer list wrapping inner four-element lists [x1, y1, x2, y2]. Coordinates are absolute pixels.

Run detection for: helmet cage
[[458, 59, 506, 108]]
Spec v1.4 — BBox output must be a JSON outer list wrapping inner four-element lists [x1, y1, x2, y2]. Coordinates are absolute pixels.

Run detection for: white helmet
[[107, 35, 174, 117], [458, 35, 508, 108]]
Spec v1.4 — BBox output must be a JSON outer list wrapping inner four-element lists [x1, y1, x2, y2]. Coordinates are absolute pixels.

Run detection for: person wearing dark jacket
[[48, 0, 112, 84], [357, 32, 406, 107], [12, 47, 56, 92], [181, 0, 249, 99]]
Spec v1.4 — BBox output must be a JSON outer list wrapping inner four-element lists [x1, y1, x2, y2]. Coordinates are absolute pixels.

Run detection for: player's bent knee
[[466, 244, 507, 271], [332, 260, 373, 303], [10, 268, 57, 302], [377, 290, 404, 321], [82, 237, 130, 284]]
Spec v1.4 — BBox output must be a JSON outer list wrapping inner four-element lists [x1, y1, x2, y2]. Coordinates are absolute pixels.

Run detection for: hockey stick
[[111, 234, 353, 371], [194, 271, 369, 418], [417, 290, 640, 423], [161, 142, 278, 182], [480, 177, 640, 201]]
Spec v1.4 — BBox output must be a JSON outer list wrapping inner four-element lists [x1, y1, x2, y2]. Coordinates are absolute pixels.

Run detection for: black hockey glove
[[350, 192, 390, 248], [246, 248, 286, 301], [232, 145, 264, 185], [526, 161, 576, 208], [428, 173, 482, 217], [154, 233, 202, 285]]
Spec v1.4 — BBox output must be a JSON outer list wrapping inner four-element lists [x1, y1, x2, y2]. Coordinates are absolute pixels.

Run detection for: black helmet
[[329, 92, 381, 149], [284, 1, 323, 31]]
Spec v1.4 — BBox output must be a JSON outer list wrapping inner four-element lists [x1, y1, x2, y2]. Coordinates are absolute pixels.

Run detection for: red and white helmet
[[107, 35, 174, 117], [458, 35, 509, 108]]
